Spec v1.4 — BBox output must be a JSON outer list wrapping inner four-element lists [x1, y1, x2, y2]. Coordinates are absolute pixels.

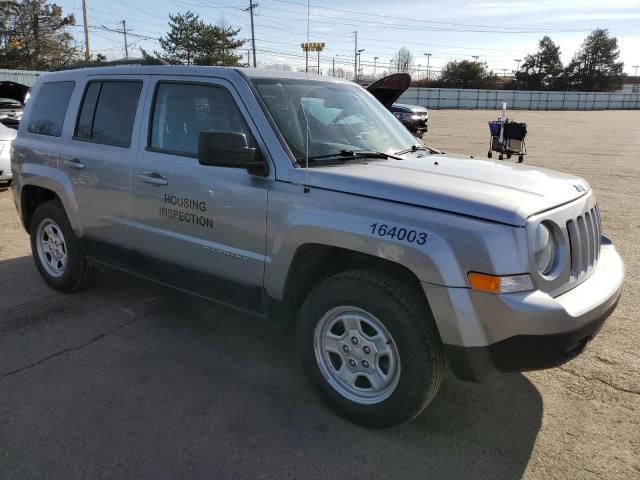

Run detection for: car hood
[[290, 154, 589, 226], [365, 73, 411, 109]]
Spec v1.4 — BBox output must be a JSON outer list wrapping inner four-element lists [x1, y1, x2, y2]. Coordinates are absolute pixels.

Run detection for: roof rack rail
[[52, 58, 169, 71]]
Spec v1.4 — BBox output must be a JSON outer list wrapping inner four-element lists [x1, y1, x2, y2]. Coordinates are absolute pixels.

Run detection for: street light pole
[[389, 59, 393, 74], [356, 49, 365, 82], [514, 58, 521, 72], [373, 56, 378, 77]]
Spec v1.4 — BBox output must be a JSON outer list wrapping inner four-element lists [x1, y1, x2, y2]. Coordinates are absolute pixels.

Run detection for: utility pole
[[82, 0, 90, 61], [472, 55, 479, 63], [332, 56, 335, 76], [246, 49, 250, 67], [353, 30, 358, 81], [633, 65, 639, 77], [317, 49, 320, 74], [389, 59, 393, 74], [373, 56, 378, 77], [122, 20, 129, 60], [424, 52, 431, 82], [244, 1, 258, 67]]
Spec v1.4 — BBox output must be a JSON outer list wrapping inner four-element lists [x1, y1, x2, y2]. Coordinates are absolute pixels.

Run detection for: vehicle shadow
[[0, 258, 542, 480]]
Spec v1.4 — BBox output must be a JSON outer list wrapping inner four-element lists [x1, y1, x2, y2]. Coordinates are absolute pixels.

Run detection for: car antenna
[[303, 0, 311, 193]]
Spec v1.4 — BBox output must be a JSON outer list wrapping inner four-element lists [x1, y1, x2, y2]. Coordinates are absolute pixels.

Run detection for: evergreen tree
[[435, 60, 500, 89], [155, 11, 201, 65], [155, 11, 245, 66], [561, 29, 624, 91], [515, 36, 563, 90], [195, 24, 244, 66]]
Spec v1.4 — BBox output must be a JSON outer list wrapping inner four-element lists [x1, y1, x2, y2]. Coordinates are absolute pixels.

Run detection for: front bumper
[[402, 118, 428, 133], [424, 239, 624, 381], [0, 150, 11, 182]]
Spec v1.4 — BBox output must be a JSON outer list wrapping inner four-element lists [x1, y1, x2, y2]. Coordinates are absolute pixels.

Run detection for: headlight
[[411, 114, 421, 120], [394, 112, 412, 120], [533, 222, 557, 275]]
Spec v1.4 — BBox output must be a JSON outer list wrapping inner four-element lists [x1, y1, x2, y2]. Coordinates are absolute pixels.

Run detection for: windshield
[[250, 78, 418, 162]]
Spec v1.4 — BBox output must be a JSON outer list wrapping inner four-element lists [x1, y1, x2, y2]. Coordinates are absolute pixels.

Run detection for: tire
[[518, 154, 524, 163], [296, 270, 444, 428], [29, 200, 95, 292], [487, 151, 492, 158]]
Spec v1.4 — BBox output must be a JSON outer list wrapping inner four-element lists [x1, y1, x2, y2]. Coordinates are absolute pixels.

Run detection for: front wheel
[[297, 270, 444, 428], [30, 200, 95, 292]]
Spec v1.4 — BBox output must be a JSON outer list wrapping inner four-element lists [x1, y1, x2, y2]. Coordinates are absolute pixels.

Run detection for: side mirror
[[198, 131, 268, 177]]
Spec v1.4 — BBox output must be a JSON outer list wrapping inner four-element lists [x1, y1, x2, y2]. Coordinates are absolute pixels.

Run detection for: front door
[[130, 76, 272, 312]]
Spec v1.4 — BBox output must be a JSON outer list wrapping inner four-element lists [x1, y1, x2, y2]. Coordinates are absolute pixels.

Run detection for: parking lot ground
[[1, 110, 639, 480]]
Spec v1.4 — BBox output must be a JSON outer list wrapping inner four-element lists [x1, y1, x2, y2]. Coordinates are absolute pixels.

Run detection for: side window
[[149, 82, 256, 157], [75, 80, 142, 147], [27, 81, 75, 137]]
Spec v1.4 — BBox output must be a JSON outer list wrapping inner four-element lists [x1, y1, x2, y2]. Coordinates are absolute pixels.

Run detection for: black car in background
[[366, 73, 428, 137], [390, 103, 428, 136]]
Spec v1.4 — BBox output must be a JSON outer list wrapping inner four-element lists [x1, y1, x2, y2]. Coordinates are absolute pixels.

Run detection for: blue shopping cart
[[488, 104, 527, 162]]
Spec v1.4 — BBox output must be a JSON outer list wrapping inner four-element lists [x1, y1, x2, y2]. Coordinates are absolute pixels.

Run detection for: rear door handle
[[63, 158, 85, 169], [138, 172, 168, 186]]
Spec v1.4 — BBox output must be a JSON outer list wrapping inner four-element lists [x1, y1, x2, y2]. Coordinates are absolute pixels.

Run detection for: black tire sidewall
[[29, 201, 88, 292], [297, 272, 442, 428]]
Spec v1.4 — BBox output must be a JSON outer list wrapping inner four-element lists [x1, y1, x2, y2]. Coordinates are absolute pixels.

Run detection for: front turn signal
[[467, 272, 534, 294]]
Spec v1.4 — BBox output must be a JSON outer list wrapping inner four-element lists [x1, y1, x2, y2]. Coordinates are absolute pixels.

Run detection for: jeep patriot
[[11, 66, 624, 427]]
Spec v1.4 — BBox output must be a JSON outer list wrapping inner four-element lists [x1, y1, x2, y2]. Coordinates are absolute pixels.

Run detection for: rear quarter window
[[74, 80, 142, 148], [27, 81, 75, 137]]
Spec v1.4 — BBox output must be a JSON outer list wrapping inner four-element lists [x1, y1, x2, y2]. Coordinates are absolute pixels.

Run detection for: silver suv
[[11, 66, 624, 427]]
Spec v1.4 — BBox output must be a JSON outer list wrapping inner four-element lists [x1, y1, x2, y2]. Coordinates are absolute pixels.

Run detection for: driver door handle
[[138, 172, 168, 186]]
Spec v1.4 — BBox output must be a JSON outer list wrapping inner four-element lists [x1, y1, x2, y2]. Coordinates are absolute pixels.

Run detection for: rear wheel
[[30, 200, 95, 292], [297, 270, 444, 428]]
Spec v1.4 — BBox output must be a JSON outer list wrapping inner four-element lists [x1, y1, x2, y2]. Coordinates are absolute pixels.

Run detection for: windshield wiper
[[300, 149, 403, 163], [395, 144, 442, 155]]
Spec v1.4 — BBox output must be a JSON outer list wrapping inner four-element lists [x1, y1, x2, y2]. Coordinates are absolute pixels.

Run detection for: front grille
[[566, 205, 601, 282]]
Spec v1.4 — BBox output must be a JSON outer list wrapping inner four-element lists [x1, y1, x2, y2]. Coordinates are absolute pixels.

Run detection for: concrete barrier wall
[[0, 69, 42, 87], [398, 88, 640, 110]]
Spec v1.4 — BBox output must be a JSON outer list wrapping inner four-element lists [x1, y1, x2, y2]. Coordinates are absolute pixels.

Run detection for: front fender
[[265, 182, 528, 300]]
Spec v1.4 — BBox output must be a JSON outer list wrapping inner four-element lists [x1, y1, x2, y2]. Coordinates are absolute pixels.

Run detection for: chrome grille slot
[[566, 205, 601, 283]]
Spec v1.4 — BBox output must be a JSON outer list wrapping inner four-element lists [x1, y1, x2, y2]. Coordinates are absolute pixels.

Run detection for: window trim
[[26, 81, 76, 138], [72, 79, 143, 148], [146, 80, 252, 159]]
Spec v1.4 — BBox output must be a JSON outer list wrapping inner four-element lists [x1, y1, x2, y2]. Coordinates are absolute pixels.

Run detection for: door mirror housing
[[198, 131, 268, 177]]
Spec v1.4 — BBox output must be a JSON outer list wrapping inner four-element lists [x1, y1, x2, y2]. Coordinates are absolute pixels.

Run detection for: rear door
[[130, 76, 273, 312], [58, 75, 147, 258]]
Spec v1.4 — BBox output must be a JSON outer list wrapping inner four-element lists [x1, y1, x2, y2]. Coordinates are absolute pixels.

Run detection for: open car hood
[[365, 73, 411, 109]]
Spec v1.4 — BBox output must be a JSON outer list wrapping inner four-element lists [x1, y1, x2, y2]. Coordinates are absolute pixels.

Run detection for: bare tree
[[393, 47, 413, 73]]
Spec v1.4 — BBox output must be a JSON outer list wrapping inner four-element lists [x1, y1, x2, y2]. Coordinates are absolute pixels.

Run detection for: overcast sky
[[60, 0, 640, 76]]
